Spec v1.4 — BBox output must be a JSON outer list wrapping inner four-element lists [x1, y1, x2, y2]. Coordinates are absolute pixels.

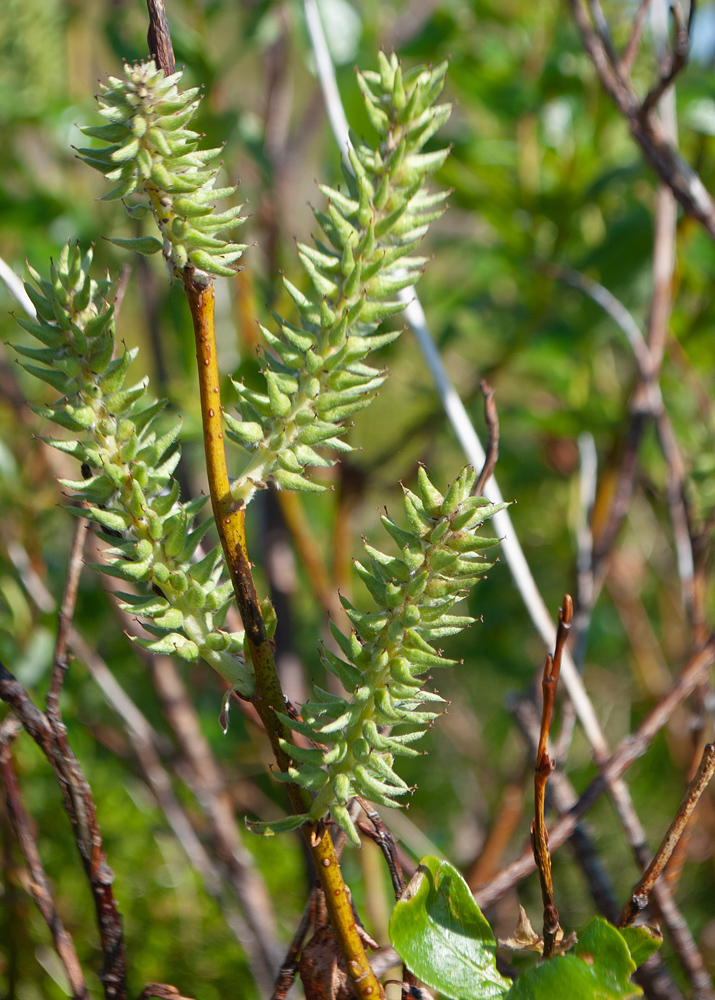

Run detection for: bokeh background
[[2, 0, 715, 996]]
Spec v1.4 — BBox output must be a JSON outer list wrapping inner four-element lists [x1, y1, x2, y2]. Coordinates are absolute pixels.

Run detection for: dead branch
[[0, 662, 126, 999], [474, 379, 499, 496], [619, 744, 715, 927], [476, 633, 715, 907]]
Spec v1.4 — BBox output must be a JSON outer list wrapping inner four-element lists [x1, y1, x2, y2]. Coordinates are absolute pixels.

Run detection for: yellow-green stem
[[184, 273, 384, 1000]]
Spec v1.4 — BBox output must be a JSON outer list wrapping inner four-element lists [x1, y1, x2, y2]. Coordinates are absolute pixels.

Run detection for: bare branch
[[619, 744, 715, 927], [620, 0, 652, 75], [475, 634, 715, 907], [474, 380, 499, 497], [47, 516, 88, 726], [0, 723, 89, 1000], [0, 662, 126, 999], [145, 0, 175, 75], [640, 3, 691, 120]]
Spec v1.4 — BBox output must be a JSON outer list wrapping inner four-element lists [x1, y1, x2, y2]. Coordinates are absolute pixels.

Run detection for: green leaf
[[106, 236, 163, 255], [245, 814, 310, 836], [504, 918, 642, 1000], [618, 924, 662, 968], [389, 857, 510, 1000]]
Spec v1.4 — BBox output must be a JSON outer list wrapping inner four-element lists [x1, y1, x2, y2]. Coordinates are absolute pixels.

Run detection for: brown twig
[[355, 798, 406, 900], [639, 3, 690, 120], [0, 662, 126, 999], [271, 890, 317, 1000], [46, 516, 88, 726], [0, 719, 89, 1000], [620, 0, 652, 75], [531, 596, 571, 960], [619, 743, 715, 928], [474, 379, 499, 496], [475, 633, 715, 907], [510, 696, 682, 999], [466, 783, 525, 890], [570, 0, 715, 243], [145, 0, 175, 75]]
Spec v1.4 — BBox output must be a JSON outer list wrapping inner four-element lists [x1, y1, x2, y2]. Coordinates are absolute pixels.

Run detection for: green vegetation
[[1, 1, 715, 998]]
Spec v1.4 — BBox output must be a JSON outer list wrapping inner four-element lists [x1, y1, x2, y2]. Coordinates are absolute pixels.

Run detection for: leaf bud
[[134, 538, 153, 560], [417, 466, 444, 517], [400, 604, 421, 627], [353, 738, 370, 762], [186, 580, 206, 610], [385, 581, 403, 608], [429, 519, 450, 544], [204, 631, 231, 652], [176, 637, 200, 661], [168, 570, 188, 592], [333, 772, 351, 806]]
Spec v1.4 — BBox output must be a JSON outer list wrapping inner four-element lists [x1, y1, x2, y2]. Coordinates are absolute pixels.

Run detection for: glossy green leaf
[[503, 918, 642, 1000], [389, 856, 511, 1000], [618, 925, 663, 968]]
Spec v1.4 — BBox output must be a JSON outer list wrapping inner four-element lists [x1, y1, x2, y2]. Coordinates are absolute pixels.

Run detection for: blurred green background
[[2, 0, 715, 996]]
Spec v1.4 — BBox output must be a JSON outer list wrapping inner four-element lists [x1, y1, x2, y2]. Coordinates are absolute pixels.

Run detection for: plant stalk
[[184, 273, 384, 1000]]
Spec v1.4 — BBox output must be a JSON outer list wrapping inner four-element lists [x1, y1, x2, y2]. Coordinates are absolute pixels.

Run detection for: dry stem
[[0, 664, 126, 998], [476, 633, 715, 907], [531, 596, 571, 959], [0, 717, 89, 1000], [619, 743, 715, 928]]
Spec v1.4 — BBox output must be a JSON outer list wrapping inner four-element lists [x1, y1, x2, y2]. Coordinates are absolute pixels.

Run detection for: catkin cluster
[[78, 60, 246, 282], [249, 466, 505, 844], [226, 52, 452, 504], [14, 243, 253, 693]]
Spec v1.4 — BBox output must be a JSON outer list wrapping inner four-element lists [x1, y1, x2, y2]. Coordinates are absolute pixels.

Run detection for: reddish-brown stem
[[619, 743, 715, 928], [271, 890, 317, 1000], [0, 718, 89, 1000], [474, 379, 499, 496], [0, 663, 126, 998], [531, 596, 572, 959], [46, 515, 88, 726], [145, 0, 175, 75], [476, 633, 715, 908]]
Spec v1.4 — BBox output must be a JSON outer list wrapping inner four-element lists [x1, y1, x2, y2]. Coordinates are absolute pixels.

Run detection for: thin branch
[[532, 597, 571, 960], [67, 632, 277, 995], [619, 743, 715, 927], [271, 890, 317, 1000], [550, 265, 695, 609], [0, 255, 36, 317], [47, 516, 88, 726], [639, 3, 690, 120], [510, 696, 683, 1000], [620, 0, 653, 75], [355, 798, 406, 900], [547, 264, 652, 377], [1, 724, 88, 992], [475, 633, 715, 907], [0, 662, 126, 999], [474, 379, 499, 497], [587, 0, 621, 66], [0, 722, 89, 1000], [145, 0, 175, 75], [570, 0, 715, 243]]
